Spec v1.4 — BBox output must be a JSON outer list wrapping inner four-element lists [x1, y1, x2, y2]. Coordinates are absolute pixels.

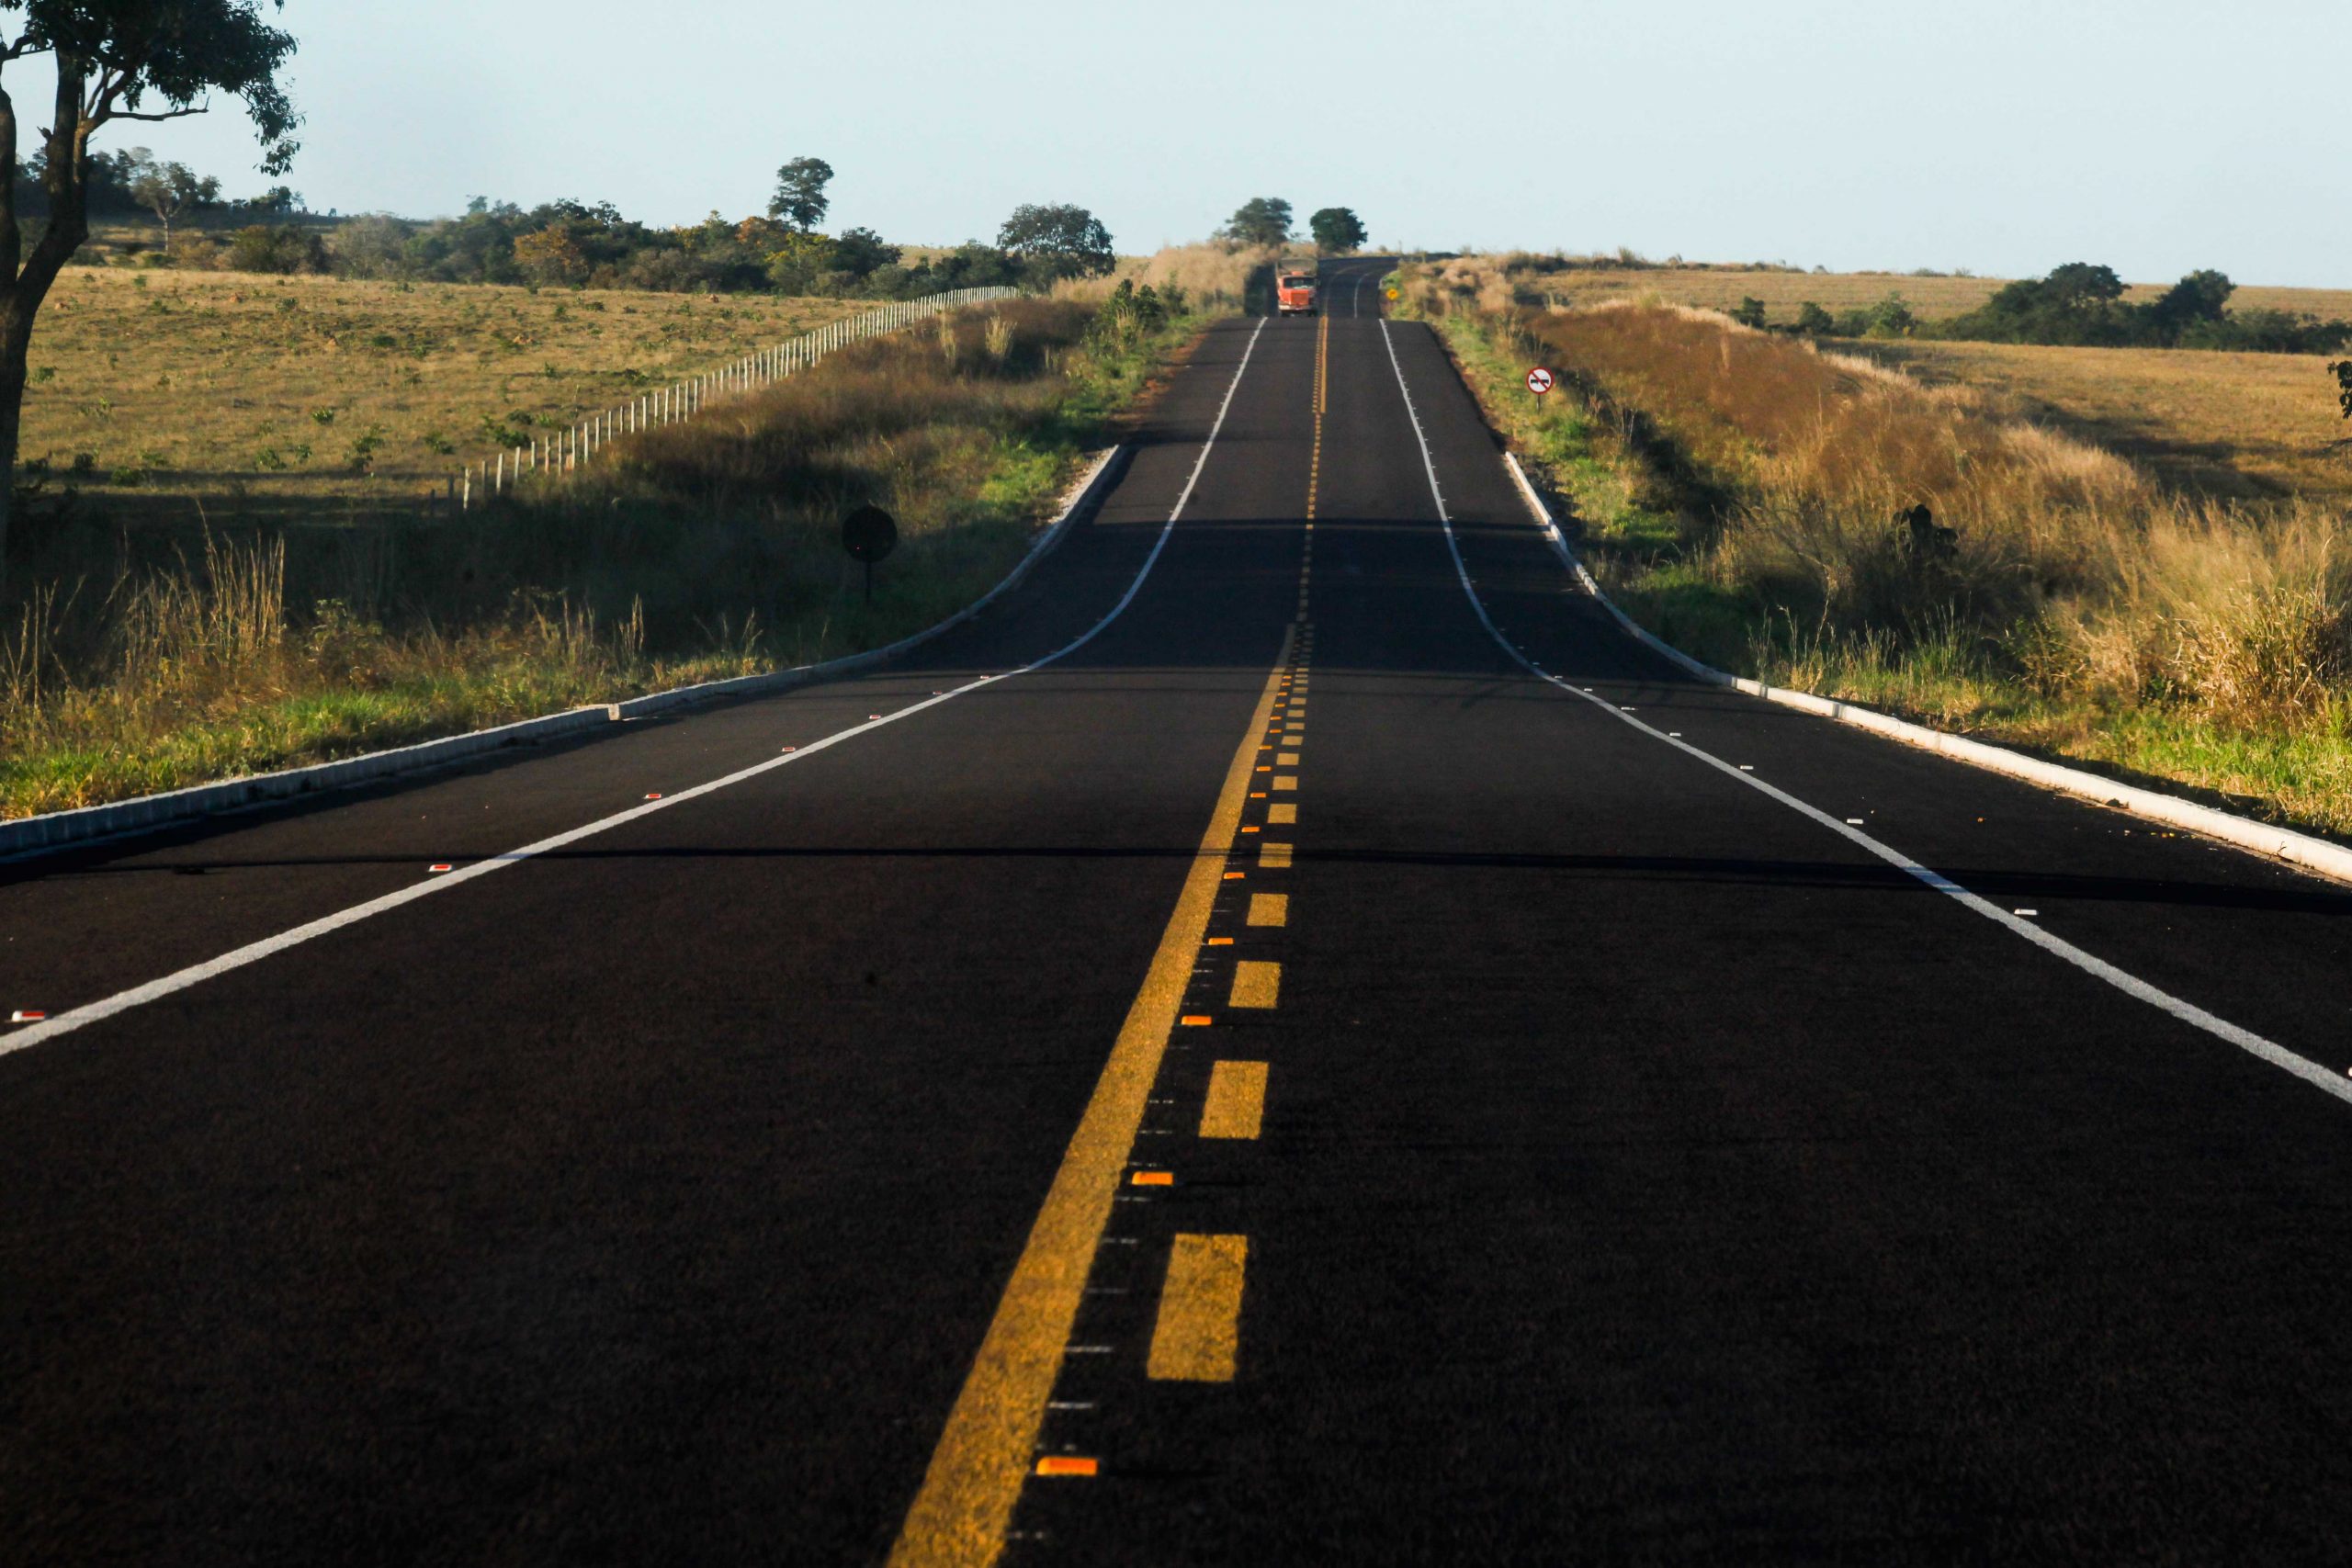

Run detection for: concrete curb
[[0, 446, 1129, 861], [1501, 452, 2352, 890]]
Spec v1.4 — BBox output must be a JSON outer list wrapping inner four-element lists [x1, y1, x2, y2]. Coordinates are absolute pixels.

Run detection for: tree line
[[1217, 197, 1368, 254], [1734, 263, 2352, 355]]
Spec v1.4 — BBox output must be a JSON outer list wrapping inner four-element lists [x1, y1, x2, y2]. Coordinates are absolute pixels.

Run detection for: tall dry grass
[[1477, 294, 2352, 750], [0, 298, 1170, 817]]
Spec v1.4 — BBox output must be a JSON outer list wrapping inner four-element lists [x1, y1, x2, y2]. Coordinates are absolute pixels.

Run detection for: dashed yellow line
[[886, 627, 1297, 1568], [1199, 1061, 1269, 1139], [1247, 893, 1289, 928], [1146, 1234, 1248, 1383], [1267, 804, 1297, 826], [1229, 961, 1282, 1009], [1259, 842, 1294, 869]]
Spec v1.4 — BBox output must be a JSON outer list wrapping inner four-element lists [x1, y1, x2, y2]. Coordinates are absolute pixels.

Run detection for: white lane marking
[[1, 321, 1274, 1061], [1374, 318, 2352, 1110]]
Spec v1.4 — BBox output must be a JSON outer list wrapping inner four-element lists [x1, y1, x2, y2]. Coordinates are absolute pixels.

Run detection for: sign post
[[842, 503, 899, 604]]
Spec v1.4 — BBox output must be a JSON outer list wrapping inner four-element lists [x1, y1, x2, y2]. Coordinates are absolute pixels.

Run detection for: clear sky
[[84, 0, 2352, 287]]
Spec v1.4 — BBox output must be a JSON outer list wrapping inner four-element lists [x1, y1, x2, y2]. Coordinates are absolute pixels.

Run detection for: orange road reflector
[[1035, 1456, 1099, 1478], [1181, 1014, 1213, 1027], [1131, 1171, 1174, 1187], [781, 745, 797, 751], [10, 1010, 45, 1022], [869, 714, 883, 719], [1206, 937, 1234, 946], [428, 863, 453, 874], [1240, 826, 1261, 834], [645, 792, 663, 800], [1222, 872, 1246, 881], [1250, 792, 1267, 799]]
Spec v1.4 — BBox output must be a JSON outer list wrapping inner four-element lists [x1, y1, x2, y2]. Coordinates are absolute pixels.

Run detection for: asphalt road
[[9, 258, 2352, 1565]]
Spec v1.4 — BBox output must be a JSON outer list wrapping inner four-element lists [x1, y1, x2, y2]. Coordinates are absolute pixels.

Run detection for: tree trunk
[[0, 321, 24, 576], [0, 56, 93, 583]]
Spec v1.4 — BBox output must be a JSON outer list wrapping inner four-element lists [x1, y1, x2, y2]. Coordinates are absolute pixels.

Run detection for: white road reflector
[[1846, 818, 1865, 825], [10, 1010, 45, 1023], [1739, 765, 1755, 772], [2015, 908, 2040, 917], [428, 863, 453, 874]]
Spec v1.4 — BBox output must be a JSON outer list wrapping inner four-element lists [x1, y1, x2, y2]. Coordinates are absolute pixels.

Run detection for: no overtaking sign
[[1526, 367, 1555, 396]]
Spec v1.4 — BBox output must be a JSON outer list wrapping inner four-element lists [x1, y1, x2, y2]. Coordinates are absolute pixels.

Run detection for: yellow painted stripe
[[887, 627, 1295, 1568], [1277, 752, 1300, 766], [1199, 1061, 1268, 1140], [1247, 893, 1288, 928], [1146, 1235, 1249, 1383], [1267, 804, 1296, 825], [1273, 775, 1297, 792], [1259, 841, 1293, 869], [1229, 961, 1281, 1009]]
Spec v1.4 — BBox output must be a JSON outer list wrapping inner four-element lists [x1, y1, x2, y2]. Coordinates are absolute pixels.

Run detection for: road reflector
[[1250, 792, 1267, 799], [869, 714, 882, 719], [428, 863, 453, 874], [1148, 1235, 1248, 1383], [1131, 1170, 1174, 1187], [1247, 894, 1288, 928], [2015, 908, 2040, 918], [1229, 961, 1281, 1009], [1846, 818, 1865, 825], [645, 793, 663, 800], [9, 1010, 45, 1023], [781, 745, 797, 752], [1223, 871, 1246, 881], [1739, 765, 1755, 772], [1240, 826, 1261, 834], [1200, 1061, 1269, 1139], [1206, 937, 1234, 947], [1035, 1457, 1098, 1478], [1182, 1014, 1214, 1027]]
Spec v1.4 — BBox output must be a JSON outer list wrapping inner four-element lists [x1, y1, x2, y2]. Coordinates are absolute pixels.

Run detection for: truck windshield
[[1280, 277, 1313, 289]]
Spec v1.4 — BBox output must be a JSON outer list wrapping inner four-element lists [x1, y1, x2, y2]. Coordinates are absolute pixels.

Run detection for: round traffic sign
[[1526, 367, 1555, 396], [1385, 286, 1400, 301], [842, 503, 899, 564]]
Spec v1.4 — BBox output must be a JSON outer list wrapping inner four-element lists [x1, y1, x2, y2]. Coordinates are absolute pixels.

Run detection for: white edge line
[[1375, 317, 2352, 1109], [0, 445, 1135, 863], [1, 321, 1272, 1059], [1496, 449, 2352, 892]]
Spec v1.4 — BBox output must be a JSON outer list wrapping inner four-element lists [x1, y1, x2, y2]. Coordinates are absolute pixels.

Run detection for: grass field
[[1401, 275, 2352, 836], [1848, 339, 2352, 505], [1502, 264, 2352, 323], [22, 265, 866, 524]]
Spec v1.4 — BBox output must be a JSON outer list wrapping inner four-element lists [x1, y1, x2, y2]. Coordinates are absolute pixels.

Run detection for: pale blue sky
[[77, 0, 2352, 287]]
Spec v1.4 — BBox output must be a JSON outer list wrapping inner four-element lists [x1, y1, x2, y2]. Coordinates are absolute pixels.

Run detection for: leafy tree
[[1219, 197, 1293, 248], [512, 224, 587, 286], [1729, 297, 1767, 330], [2039, 262, 2126, 311], [2326, 360, 2350, 421], [996, 201, 1114, 279], [125, 151, 215, 251], [1793, 301, 1835, 335], [1307, 206, 1365, 254], [769, 155, 832, 231], [0, 0, 300, 573], [831, 224, 899, 279], [222, 221, 320, 274], [2149, 268, 2233, 331]]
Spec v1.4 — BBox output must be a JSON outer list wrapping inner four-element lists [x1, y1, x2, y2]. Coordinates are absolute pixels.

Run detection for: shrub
[[224, 224, 328, 275]]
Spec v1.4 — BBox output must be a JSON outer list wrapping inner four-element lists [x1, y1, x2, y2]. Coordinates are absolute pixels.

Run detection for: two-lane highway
[[9, 259, 2352, 1564]]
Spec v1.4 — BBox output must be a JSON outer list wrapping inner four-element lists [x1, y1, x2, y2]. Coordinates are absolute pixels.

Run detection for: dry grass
[[24, 265, 865, 520], [0, 297, 1196, 818], [1420, 252, 2352, 326], [1844, 339, 2352, 505], [1413, 278, 2352, 831]]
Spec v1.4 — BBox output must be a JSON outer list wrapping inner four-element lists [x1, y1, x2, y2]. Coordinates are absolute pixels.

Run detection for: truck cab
[[1275, 269, 1319, 317]]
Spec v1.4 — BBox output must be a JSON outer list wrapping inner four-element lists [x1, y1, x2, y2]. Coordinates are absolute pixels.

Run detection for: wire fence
[[444, 285, 1021, 511]]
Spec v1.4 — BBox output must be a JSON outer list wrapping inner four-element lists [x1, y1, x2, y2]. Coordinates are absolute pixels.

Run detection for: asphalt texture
[[8, 258, 2352, 1565]]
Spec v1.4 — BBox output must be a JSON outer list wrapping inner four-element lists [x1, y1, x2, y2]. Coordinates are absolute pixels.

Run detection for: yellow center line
[[1146, 1234, 1249, 1383], [1247, 893, 1289, 928], [887, 626, 1298, 1568], [1199, 1061, 1270, 1140]]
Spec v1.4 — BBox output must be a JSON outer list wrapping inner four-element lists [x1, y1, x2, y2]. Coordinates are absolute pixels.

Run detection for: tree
[[1307, 206, 1365, 254], [769, 156, 832, 232], [1793, 301, 1835, 335], [124, 150, 214, 251], [995, 202, 1114, 279], [831, 224, 899, 279], [512, 224, 586, 286], [1729, 297, 1767, 330], [1219, 197, 1292, 248], [2334, 360, 2352, 421], [0, 0, 299, 575]]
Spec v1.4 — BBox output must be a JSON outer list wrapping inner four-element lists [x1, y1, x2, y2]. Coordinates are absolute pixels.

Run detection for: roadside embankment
[[1396, 267, 2352, 836]]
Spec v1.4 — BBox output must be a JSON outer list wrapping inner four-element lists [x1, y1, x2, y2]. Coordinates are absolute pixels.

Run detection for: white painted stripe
[[1375, 318, 2352, 1109], [1, 320, 1272, 1061]]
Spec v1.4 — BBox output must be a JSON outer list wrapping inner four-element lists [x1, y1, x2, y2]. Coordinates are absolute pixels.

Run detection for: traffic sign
[[842, 503, 899, 602], [1385, 286, 1400, 301], [1526, 367, 1555, 397]]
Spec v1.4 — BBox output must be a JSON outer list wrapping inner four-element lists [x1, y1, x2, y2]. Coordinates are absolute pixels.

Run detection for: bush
[[224, 224, 327, 275]]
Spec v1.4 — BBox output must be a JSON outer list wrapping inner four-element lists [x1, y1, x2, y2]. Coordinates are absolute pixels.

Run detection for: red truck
[[1275, 266, 1319, 318]]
